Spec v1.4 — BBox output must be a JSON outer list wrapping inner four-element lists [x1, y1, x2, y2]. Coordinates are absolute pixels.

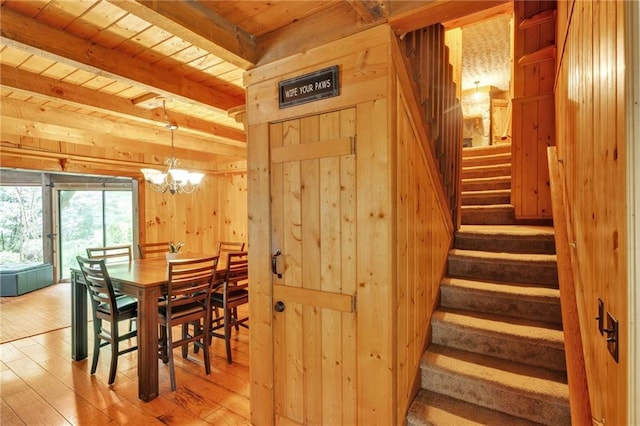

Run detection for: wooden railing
[[399, 23, 463, 227], [547, 146, 592, 425]]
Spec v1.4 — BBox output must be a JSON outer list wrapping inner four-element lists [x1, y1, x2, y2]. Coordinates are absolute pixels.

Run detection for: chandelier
[[140, 100, 204, 194]]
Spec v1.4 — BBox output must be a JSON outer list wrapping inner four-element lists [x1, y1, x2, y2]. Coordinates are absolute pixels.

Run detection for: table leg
[[137, 286, 160, 401], [71, 271, 88, 361]]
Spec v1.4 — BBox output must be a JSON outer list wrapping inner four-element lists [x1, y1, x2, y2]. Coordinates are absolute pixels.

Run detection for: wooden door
[[270, 108, 357, 425]]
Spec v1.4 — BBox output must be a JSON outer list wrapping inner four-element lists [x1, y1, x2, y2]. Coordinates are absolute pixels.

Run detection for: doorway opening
[[452, 11, 514, 148]]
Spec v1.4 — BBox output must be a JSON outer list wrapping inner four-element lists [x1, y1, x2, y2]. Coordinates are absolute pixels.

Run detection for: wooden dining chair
[[86, 244, 136, 330], [158, 255, 218, 392], [86, 244, 133, 263], [210, 251, 249, 364], [216, 241, 245, 256], [76, 256, 138, 385], [138, 241, 170, 259]]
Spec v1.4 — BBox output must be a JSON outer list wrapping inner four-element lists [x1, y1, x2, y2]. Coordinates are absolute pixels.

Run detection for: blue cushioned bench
[[0, 263, 54, 296]]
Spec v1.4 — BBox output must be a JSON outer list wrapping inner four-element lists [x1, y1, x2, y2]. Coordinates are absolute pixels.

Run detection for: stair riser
[[454, 234, 556, 254], [462, 166, 511, 180], [440, 285, 562, 324], [462, 179, 511, 192], [431, 321, 567, 371], [421, 367, 571, 425], [462, 154, 511, 168], [461, 193, 511, 205], [461, 208, 515, 225], [408, 390, 542, 426], [447, 257, 559, 287], [463, 145, 511, 158]]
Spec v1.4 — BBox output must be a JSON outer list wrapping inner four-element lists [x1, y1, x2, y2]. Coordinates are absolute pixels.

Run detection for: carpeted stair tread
[[433, 309, 564, 346], [421, 345, 570, 424], [462, 152, 512, 168], [407, 389, 543, 426], [461, 203, 514, 211], [462, 144, 511, 158], [441, 277, 559, 301], [449, 249, 556, 264], [461, 189, 511, 205], [458, 224, 554, 237], [461, 204, 515, 225], [440, 277, 562, 324], [462, 176, 511, 192], [455, 225, 556, 254], [461, 188, 511, 197], [422, 345, 568, 395], [448, 249, 558, 287], [462, 163, 511, 179]]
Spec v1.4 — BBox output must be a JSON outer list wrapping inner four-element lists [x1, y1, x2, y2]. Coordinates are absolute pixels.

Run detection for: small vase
[[165, 252, 180, 261]]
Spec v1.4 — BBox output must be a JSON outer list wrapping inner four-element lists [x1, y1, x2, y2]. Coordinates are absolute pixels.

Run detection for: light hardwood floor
[[0, 285, 250, 425], [0, 283, 72, 343]]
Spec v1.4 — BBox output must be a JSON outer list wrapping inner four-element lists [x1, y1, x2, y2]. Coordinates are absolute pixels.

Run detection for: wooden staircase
[[461, 144, 515, 225], [407, 144, 571, 425]]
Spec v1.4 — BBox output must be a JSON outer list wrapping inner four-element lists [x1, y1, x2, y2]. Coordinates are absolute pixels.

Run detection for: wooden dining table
[[70, 253, 219, 402]]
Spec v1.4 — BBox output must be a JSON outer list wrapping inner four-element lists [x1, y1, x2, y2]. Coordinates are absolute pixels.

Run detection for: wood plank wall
[[140, 172, 247, 253], [555, 1, 628, 424], [0, 135, 248, 258], [390, 31, 455, 421], [393, 82, 453, 421], [512, 0, 556, 219]]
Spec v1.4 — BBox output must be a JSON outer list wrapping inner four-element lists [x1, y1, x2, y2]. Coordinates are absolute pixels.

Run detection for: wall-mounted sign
[[278, 65, 339, 109]]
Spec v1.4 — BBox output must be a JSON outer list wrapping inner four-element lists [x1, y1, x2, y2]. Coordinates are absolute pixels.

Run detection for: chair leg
[[159, 325, 169, 364], [193, 319, 205, 353], [167, 322, 176, 392], [91, 318, 102, 374], [232, 307, 240, 331], [224, 307, 233, 364], [182, 323, 189, 359], [203, 311, 211, 375], [108, 320, 119, 385]]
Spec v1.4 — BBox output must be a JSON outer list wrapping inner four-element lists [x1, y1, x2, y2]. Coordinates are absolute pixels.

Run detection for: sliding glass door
[[58, 189, 133, 280]]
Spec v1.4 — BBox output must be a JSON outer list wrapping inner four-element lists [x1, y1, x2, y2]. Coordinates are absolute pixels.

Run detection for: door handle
[[274, 301, 285, 312], [272, 249, 282, 278]]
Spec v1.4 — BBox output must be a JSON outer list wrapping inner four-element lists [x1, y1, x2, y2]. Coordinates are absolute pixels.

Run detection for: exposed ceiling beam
[[0, 65, 246, 146], [0, 7, 244, 114], [388, 0, 512, 35], [347, 0, 390, 24], [255, 0, 507, 66], [257, 2, 376, 66], [0, 97, 246, 160], [108, 0, 257, 70], [443, 1, 513, 28]]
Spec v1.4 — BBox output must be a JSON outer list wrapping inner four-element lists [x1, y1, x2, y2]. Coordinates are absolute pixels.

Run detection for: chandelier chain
[[139, 99, 204, 194]]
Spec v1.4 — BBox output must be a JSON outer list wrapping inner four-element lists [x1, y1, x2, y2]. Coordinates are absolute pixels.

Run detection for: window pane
[[104, 191, 132, 246], [59, 191, 105, 279], [59, 190, 133, 280], [0, 186, 43, 264]]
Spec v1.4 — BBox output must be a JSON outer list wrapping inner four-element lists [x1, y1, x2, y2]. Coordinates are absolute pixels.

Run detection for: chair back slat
[[76, 256, 118, 310], [86, 244, 132, 263], [216, 241, 245, 256], [138, 241, 169, 258], [225, 251, 249, 290], [166, 256, 219, 309], [209, 251, 248, 364]]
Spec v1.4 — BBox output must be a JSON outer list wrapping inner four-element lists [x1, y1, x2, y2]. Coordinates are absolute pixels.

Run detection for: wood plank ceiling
[[0, 0, 509, 178]]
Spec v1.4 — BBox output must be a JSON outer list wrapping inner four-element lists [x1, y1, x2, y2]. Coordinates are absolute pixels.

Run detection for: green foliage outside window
[[0, 186, 43, 264]]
